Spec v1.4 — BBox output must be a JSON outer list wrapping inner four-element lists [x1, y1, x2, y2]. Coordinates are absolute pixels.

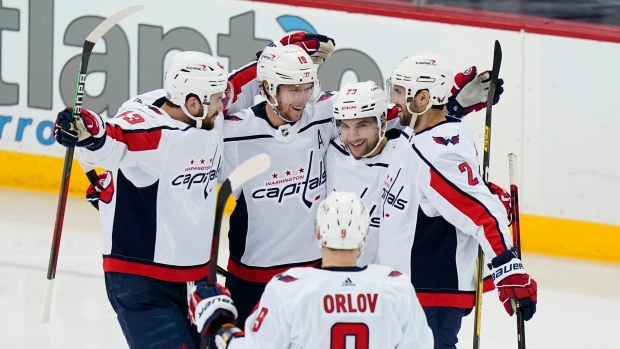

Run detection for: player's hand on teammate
[[86, 170, 115, 210], [189, 281, 238, 337], [446, 66, 504, 119], [488, 248, 538, 321], [488, 182, 513, 225], [54, 107, 106, 150], [279, 32, 336, 64]]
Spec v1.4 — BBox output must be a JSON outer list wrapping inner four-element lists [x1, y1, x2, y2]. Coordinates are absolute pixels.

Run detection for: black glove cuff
[[491, 247, 518, 268], [85, 135, 106, 151]]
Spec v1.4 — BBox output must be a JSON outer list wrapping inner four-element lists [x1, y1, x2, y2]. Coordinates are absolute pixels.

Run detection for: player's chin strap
[[406, 99, 434, 130], [181, 103, 208, 129], [261, 88, 296, 124], [360, 123, 387, 159]]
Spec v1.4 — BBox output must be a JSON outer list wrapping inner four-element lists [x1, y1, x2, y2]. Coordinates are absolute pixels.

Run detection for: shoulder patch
[[388, 270, 402, 277], [275, 274, 298, 282], [224, 114, 243, 121], [432, 134, 460, 146], [317, 91, 334, 102]]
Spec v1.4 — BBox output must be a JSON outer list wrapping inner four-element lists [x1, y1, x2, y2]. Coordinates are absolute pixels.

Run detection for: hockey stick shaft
[[207, 153, 271, 286], [201, 154, 271, 349], [509, 153, 526, 349], [473, 40, 502, 349], [42, 5, 144, 324]]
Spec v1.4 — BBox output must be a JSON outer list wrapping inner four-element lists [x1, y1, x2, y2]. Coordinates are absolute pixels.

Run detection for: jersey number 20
[[331, 323, 369, 349]]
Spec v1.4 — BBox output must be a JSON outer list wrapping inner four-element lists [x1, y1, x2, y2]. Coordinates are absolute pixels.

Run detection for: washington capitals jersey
[[227, 264, 433, 349], [222, 98, 336, 283], [379, 120, 511, 308], [77, 103, 222, 282], [324, 129, 410, 266]]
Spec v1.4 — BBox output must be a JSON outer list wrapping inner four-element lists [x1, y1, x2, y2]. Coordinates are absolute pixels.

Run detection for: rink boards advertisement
[[0, 0, 619, 262]]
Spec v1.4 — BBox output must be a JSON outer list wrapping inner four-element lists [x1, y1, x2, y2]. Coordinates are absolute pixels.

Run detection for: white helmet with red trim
[[164, 51, 231, 128], [387, 52, 453, 116], [257, 45, 318, 117], [332, 81, 388, 158], [316, 192, 369, 250]]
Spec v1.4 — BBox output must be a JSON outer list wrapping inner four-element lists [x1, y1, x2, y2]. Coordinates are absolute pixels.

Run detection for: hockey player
[[54, 51, 230, 349], [326, 80, 405, 266], [221, 44, 338, 324], [188, 192, 434, 348], [380, 53, 537, 349]]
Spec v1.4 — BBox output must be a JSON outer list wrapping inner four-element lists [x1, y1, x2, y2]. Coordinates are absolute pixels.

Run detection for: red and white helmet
[[387, 52, 453, 115], [164, 51, 231, 128], [332, 81, 388, 157], [257, 45, 318, 106], [316, 192, 369, 250]]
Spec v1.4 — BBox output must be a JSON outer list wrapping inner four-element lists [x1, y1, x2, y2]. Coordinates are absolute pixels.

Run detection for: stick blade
[[86, 5, 144, 43], [42, 279, 54, 323], [228, 154, 271, 192]]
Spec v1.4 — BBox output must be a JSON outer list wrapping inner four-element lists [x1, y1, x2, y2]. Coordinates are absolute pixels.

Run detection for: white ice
[[1, 187, 619, 348]]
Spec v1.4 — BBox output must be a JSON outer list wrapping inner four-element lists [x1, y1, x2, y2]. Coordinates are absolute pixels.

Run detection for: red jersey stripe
[[429, 167, 507, 255], [106, 124, 162, 151], [227, 258, 321, 284], [103, 257, 209, 282]]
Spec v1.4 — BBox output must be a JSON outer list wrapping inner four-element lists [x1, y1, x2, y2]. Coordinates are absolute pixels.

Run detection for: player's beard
[[192, 104, 217, 130], [398, 100, 423, 129]]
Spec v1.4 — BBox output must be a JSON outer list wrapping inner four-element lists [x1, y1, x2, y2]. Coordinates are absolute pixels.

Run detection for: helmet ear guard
[[164, 51, 228, 128], [316, 192, 369, 250]]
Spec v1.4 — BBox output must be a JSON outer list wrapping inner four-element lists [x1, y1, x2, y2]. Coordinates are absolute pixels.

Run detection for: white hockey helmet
[[164, 51, 231, 128], [257, 45, 318, 105], [317, 192, 369, 250], [387, 52, 453, 115], [333, 81, 388, 157]]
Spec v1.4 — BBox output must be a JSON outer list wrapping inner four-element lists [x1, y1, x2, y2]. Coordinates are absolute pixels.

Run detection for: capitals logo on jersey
[[171, 146, 221, 200], [382, 168, 409, 211], [433, 134, 460, 146], [359, 187, 381, 229], [251, 150, 326, 208]]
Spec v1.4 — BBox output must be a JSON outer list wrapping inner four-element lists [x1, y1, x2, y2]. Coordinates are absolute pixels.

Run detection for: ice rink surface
[[1, 187, 619, 348]]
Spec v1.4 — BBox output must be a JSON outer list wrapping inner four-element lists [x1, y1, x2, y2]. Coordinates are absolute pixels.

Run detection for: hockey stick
[[42, 5, 145, 324], [509, 153, 526, 349], [200, 153, 271, 349], [473, 39, 502, 348]]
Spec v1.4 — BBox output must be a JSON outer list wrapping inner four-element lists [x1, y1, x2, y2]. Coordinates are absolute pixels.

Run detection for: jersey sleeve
[[226, 61, 260, 116], [415, 147, 513, 259], [77, 110, 162, 179], [397, 283, 434, 348], [238, 282, 291, 349]]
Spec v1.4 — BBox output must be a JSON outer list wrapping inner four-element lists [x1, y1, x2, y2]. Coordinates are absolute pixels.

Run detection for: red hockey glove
[[54, 107, 106, 150], [86, 170, 115, 210], [488, 248, 537, 321], [279, 32, 336, 64], [189, 282, 238, 337], [446, 66, 504, 119], [488, 182, 512, 225]]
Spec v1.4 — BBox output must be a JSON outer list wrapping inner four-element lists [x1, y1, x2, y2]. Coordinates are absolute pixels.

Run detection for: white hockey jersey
[[222, 96, 337, 283], [78, 103, 222, 282], [379, 120, 510, 308], [227, 264, 433, 349], [324, 129, 410, 266]]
